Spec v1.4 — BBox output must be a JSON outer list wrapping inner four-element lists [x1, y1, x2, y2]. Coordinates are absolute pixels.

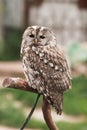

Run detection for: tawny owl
[[20, 26, 71, 115]]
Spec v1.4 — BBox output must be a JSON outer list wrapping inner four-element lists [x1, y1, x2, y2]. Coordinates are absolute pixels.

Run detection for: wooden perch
[[42, 96, 58, 130], [3, 77, 38, 93], [2, 77, 58, 130]]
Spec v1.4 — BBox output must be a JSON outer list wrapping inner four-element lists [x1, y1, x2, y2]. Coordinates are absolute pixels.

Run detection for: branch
[[2, 77, 38, 93], [42, 96, 58, 130], [2, 77, 59, 130]]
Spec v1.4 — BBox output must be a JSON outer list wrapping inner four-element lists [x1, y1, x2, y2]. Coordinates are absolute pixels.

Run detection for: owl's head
[[22, 26, 56, 47]]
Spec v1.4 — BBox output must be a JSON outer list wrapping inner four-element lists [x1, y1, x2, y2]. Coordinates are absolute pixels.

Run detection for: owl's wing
[[38, 45, 72, 93]]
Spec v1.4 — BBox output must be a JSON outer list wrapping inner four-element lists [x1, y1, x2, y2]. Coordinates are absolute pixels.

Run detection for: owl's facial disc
[[28, 26, 48, 46], [23, 26, 56, 47]]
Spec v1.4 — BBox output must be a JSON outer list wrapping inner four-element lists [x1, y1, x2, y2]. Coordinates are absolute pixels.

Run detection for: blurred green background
[[0, 28, 22, 61], [0, 0, 87, 130]]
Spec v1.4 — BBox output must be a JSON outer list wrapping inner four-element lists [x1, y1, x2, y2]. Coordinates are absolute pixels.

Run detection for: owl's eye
[[29, 34, 35, 38], [40, 35, 45, 39]]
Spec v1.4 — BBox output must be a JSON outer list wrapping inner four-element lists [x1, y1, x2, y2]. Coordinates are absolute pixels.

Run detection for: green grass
[[24, 120, 87, 130], [63, 75, 87, 115], [0, 88, 42, 127], [0, 106, 25, 127], [0, 89, 25, 127], [0, 88, 42, 107], [27, 119, 48, 130], [57, 121, 87, 130], [26, 120, 87, 130]]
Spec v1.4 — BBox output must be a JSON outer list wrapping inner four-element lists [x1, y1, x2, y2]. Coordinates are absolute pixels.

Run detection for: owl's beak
[[34, 38, 38, 43]]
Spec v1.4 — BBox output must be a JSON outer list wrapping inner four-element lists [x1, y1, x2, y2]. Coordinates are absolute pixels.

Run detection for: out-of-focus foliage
[[67, 43, 87, 66], [57, 121, 87, 130], [64, 76, 87, 115], [0, 40, 4, 60], [0, 28, 22, 61]]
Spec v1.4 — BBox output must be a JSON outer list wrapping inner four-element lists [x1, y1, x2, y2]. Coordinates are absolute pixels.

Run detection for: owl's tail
[[52, 92, 63, 115]]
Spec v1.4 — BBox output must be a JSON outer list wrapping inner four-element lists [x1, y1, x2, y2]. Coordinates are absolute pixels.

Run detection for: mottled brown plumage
[[20, 26, 71, 114]]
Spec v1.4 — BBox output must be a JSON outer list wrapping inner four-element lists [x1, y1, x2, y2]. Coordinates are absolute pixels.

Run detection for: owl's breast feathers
[[22, 44, 72, 114]]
